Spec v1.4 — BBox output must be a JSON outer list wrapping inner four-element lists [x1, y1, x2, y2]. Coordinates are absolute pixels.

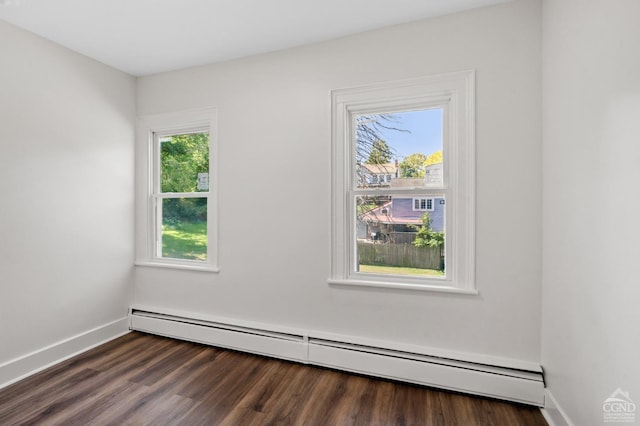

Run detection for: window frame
[[329, 71, 476, 293], [135, 108, 219, 272]]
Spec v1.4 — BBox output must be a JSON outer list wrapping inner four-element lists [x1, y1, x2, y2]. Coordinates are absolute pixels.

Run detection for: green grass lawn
[[359, 264, 444, 277], [162, 221, 207, 260]]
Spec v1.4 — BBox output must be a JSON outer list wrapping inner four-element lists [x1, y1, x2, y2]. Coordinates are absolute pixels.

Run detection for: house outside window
[[330, 71, 476, 293]]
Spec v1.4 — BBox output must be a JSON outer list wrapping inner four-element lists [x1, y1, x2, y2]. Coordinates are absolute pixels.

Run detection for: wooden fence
[[357, 241, 442, 270], [387, 232, 417, 244]]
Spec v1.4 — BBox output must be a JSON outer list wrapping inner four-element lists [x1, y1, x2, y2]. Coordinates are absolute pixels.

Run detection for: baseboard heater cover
[[129, 309, 308, 362], [129, 308, 544, 406]]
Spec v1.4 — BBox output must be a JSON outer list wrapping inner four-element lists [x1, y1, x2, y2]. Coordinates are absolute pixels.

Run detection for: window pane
[[355, 108, 443, 189], [356, 194, 445, 277], [160, 198, 207, 261], [160, 132, 210, 193]]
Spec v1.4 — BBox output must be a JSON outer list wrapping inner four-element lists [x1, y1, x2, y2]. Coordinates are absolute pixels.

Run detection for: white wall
[[135, 0, 542, 365], [0, 21, 135, 377], [542, 0, 640, 424]]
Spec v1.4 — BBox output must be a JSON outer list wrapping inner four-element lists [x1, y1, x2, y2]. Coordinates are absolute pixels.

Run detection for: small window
[[330, 71, 475, 292], [136, 108, 218, 271], [413, 197, 434, 211]]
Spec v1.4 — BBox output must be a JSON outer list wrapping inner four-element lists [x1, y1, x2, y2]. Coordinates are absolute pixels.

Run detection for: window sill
[[135, 260, 220, 273], [327, 278, 478, 295]]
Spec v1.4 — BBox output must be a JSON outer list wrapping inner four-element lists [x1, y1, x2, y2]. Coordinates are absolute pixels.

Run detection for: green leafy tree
[[161, 133, 209, 193], [399, 153, 428, 177], [160, 132, 209, 223], [366, 139, 392, 164], [423, 150, 443, 167]]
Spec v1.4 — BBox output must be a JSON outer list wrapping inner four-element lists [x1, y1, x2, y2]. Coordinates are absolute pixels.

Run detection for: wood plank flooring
[[0, 332, 547, 425]]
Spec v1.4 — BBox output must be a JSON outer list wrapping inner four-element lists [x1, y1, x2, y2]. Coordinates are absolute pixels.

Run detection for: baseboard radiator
[[129, 307, 545, 406]]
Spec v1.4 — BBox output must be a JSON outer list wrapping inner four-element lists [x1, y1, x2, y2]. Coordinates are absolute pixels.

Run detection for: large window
[[330, 71, 475, 292], [136, 108, 218, 271]]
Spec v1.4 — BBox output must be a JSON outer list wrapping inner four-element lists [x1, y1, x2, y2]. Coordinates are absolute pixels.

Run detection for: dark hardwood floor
[[0, 332, 547, 425]]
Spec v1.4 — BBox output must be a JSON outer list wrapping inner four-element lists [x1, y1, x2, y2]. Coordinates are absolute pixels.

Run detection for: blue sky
[[374, 108, 442, 160]]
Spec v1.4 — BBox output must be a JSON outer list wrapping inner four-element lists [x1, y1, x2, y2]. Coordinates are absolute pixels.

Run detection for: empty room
[[1, 0, 638, 424]]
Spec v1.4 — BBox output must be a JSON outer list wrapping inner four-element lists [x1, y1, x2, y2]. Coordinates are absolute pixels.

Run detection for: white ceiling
[[0, 0, 510, 76]]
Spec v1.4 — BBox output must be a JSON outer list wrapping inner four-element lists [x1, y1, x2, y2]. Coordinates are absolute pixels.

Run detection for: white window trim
[[329, 71, 476, 293], [135, 107, 219, 272]]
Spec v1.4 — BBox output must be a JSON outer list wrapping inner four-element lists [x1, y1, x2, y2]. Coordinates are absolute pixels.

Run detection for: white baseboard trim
[[540, 388, 574, 426], [0, 317, 130, 390], [129, 305, 545, 406]]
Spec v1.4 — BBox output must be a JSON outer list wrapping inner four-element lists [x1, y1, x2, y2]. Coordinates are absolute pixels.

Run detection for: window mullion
[[351, 188, 448, 196], [154, 192, 210, 199]]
